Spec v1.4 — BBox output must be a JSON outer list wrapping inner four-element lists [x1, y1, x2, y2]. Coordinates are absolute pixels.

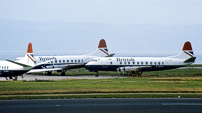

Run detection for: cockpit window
[[92, 59, 97, 62]]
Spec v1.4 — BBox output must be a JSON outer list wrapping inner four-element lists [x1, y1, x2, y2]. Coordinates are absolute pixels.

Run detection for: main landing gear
[[6, 76, 19, 80], [47, 71, 52, 75], [96, 71, 99, 77], [128, 70, 143, 77], [61, 72, 65, 76]]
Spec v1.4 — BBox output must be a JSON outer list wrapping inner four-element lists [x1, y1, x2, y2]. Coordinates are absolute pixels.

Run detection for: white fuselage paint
[[85, 56, 191, 72]]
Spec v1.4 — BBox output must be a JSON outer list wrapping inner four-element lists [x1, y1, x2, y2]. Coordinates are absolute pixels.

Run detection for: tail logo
[[27, 43, 34, 62], [27, 54, 35, 62], [98, 39, 109, 56], [99, 49, 109, 55], [183, 51, 194, 57], [182, 41, 194, 58]]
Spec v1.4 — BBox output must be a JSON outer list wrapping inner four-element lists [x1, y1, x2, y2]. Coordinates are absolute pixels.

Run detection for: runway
[[0, 98, 202, 113], [0, 75, 126, 81]]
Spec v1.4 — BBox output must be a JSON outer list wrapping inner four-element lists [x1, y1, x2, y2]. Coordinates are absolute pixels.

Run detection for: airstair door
[[101, 59, 108, 68], [165, 60, 170, 68]]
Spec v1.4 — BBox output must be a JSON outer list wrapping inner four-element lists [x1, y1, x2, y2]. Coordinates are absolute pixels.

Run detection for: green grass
[[32, 68, 202, 77], [1, 76, 202, 93], [185, 64, 202, 67], [1, 68, 202, 99], [143, 69, 202, 77]]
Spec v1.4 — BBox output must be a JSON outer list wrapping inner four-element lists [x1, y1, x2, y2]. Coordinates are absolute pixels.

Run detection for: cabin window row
[[53, 59, 84, 64], [116, 61, 164, 65], [0, 66, 9, 69]]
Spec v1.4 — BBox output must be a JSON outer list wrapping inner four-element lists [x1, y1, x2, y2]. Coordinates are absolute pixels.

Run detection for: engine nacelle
[[46, 65, 66, 69], [117, 67, 138, 72]]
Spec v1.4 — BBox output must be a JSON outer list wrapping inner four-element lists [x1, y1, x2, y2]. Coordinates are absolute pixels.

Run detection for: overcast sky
[[0, 0, 202, 24], [0, 0, 202, 63]]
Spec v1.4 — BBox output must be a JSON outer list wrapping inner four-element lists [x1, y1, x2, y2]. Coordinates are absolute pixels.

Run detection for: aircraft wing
[[27, 68, 63, 73], [27, 63, 85, 74], [6, 59, 32, 67], [61, 63, 85, 69]]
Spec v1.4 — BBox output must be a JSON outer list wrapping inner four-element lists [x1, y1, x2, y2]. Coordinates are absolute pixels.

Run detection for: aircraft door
[[10, 66, 13, 73], [165, 60, 170, 68], [101, 59, 108, 68]]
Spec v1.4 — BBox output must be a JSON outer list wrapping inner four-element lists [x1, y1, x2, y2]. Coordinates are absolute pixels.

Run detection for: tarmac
[[0, 75, 126, 81]]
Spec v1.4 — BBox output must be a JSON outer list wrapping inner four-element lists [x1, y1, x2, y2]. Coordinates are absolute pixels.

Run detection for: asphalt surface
[[0, 75, 126, 81], [0, 98, 202, 113]]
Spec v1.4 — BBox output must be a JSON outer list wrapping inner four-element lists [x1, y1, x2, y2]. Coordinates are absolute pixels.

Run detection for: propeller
[[116, 68, 120, 75]]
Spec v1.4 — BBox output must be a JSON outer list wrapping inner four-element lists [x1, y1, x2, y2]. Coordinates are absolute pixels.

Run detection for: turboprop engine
[[116, 66, 138, 75]]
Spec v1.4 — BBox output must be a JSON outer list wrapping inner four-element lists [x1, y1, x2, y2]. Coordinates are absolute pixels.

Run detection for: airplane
[[0, 43, 35, 80], [20, 39, 114, 76], [85, 41, 196, 77]]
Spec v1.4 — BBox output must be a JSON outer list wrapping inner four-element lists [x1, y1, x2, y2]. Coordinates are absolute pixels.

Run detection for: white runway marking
[[163, 103, 202, 105]]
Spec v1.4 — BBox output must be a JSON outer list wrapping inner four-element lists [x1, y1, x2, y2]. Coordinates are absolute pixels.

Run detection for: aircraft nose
[[85, 65, 91, 70]]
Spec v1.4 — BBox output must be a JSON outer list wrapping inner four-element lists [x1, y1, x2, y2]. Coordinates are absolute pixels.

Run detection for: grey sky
[[0, 0, 202, 63], [0, 0, 202, 24]]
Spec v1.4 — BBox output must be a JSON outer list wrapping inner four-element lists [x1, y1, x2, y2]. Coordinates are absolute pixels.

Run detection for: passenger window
[[67, 60, 69, 63], [133, 62, 135, 65], [120, 62, 122, 64], [154, 62, 157, 65], [141, 62, 143, 65], [124, 62, 126, 65], [81, 59, 83, 63], [55, 60, 57, 63], [78, 60, 80, 63], [59, 60, 61, 63], [110, 62, 112, 65], [7, 66, 8, 69], [162, 62, 164, 65], [137, 62, 139, 65], [71, 60, 73, 63], [150, 62, 152, 65], [51, 61, 53, 64], [146, 62, 148, 65], [158, 62, 160, 65], [63, 60, 65, 63], [128, 62, 130, 65], [75, 60, 77, 63]]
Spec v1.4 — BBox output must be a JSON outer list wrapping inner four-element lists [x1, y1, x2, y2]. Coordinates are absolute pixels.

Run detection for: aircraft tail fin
[[16, 43, 35, 67], [170, 41, 196, 63], [86, 39, 110, 57]]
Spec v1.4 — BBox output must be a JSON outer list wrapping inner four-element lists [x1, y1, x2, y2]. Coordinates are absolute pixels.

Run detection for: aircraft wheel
[[95, 71, 99, 77], [47, 72, 52, 75], [61, 72, 65, 76], [14, 76, 18, 81], [96, 74, 99, 77]]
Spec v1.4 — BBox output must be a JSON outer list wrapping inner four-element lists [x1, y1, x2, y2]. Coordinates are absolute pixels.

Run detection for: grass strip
[[1, 93, 202, 100], [1, 88, 202, 95]]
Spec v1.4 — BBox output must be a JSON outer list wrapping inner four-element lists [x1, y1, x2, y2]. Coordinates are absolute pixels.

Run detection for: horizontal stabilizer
[[183, 57, 196, 63], [6, 59, 33, 67], [105, 53, 115, 57]]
